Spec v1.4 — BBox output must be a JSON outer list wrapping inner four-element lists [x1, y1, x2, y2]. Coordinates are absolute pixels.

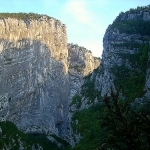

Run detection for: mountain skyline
[[0, 0, 150, 57]]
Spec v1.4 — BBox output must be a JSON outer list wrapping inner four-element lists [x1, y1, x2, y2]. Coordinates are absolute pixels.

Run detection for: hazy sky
[[0, 0, 150, 57]]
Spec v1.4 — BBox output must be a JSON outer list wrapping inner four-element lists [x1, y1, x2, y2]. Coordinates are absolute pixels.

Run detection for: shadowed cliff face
[[0, 39, 70, 137], [0, 15, 100, 140], [0, 16, 70, 138], [69, 6, 150, 149]]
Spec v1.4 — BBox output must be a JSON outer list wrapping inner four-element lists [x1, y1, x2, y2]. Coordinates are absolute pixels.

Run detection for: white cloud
[[64, 0, 92, 24]]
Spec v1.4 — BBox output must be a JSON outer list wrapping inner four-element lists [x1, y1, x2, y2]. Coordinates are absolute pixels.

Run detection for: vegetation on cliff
[[112, 44, 149, 101], [71, 90, 150, 150], [0, 4, 150, 150], [0, 12, 54, 20], [0, 121, 70, 150], [111, 5, 150, 35], [98, 93, 150, 150], [71, 5, 150, 150]]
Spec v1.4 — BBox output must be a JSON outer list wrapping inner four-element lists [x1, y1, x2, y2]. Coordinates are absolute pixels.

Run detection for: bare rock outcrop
[[0, 15, 69, 138], [0, 15, 68, 72], [0, 14, 100, 141], [68, 43, 100, 77], [96, 5, 150, 98], [68, 43, 100, 100]]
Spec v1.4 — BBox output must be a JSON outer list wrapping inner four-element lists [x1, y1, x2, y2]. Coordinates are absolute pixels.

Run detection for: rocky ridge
[[96, 5, 150, 98], [0, 5, 150, 150]]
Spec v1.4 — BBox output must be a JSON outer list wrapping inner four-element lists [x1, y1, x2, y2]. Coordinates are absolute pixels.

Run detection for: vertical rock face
[[68, 44, 100, 76], [96, 6, 150, 98], [0, 15, 69, 137], [0, 16, 68, 72], [68, 43, 100, 100], [67, 43, 100, 145], [0, 14, 100, 140]]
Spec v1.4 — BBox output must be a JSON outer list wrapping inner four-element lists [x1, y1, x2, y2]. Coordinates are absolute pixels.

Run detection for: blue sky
[[0, 0, 150, 57]]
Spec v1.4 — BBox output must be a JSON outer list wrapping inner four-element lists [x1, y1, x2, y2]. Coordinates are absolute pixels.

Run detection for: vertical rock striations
[[0, 14, 69, 138], [96, 5, 150, 100], [0, 13, 100, 141], [70, 6, 150, 149], [0, 14, 68, 72], [68, 44, 100, 76]]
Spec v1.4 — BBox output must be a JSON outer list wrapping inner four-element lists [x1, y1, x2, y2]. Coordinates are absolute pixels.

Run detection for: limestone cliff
[[0, 13, 69, 138], [70, 6, 150, 149], [68, 43, 100, 76], [96, 5, 150, 100], [0, 13, 100, 142], [67, 43, 100, 145], [0, 14, 68, 72], [68, 43, 100, 100]]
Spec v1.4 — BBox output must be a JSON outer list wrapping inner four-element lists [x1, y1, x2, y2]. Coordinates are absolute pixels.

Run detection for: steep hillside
[[96, 5, 150, 99], [71, 5, 150, 150], [68, 43, 100, 77], [67, 43, 100, 145]]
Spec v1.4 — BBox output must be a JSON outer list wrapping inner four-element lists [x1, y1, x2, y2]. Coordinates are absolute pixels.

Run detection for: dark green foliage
[[71, 43, 149, 149], [139, 98, 150, 115], [0, 12, 53, 20], [98, 93, 150, 150], [111, 20, 150, 36], [70, 68, 101, 109], [129, 6, 149, 14], [70, 95, 82, 109], [71, 93, 150, 150], [27, 134, 64, 150], [51, 134, 71, 149], [71, 5, 150, 150], [81, 68, 101, 103], [94, 56, 101, 60], [113, 44, 149, 101], [111, 5, 150, 35], [140, 45, 149, 69], [81, 79, 97, 101], [117, 5, 150, 20], [71, 105, 103, 150], [0, 121, 69, 150], [111, 42, 142, 50]]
